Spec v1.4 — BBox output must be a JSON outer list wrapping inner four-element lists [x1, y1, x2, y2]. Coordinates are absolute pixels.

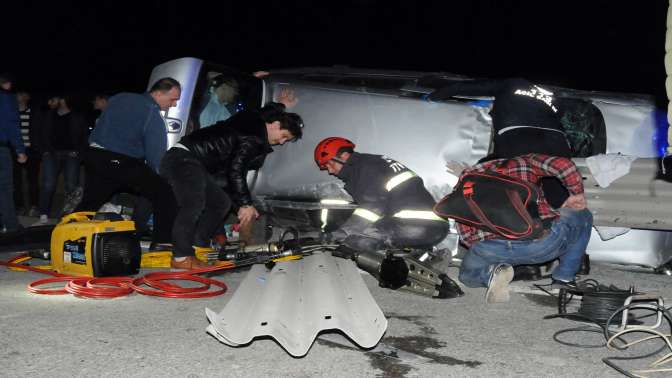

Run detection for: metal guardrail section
[[205, 252, 388, 357], [575, 158, 672, 231]]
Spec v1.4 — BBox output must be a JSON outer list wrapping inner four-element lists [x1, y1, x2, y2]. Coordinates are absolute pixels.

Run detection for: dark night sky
[[3, 1, 669, 107]]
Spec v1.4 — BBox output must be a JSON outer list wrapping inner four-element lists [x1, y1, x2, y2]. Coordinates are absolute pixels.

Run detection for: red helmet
[[314, 137, 356, 170]]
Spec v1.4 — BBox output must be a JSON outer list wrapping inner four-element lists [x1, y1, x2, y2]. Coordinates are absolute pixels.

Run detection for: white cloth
[[585, 153, 637, 188], [594, 226, 630, 241]]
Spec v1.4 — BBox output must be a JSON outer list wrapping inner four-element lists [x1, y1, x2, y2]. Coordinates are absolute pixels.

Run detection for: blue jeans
[[0, 147, 19, 230], [39, 151, 81, 216], [459, 208, 593, 287]]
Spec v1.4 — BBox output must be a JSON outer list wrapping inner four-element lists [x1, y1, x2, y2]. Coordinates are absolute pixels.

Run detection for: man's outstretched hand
[[562, 194, 587, 210], [238, 206, 259, 226]]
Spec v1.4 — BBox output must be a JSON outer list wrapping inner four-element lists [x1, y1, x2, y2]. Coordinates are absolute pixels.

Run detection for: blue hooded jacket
[[0, 89, 25, 154]]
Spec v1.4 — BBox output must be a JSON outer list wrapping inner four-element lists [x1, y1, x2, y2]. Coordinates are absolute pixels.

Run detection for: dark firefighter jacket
[[335, 152, 443, 231], [177, 109, 272, 207]]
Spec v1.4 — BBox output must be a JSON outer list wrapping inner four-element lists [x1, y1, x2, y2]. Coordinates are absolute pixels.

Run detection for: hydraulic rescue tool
[[219, 228, 464, 299], [349, 248, 464, 299]]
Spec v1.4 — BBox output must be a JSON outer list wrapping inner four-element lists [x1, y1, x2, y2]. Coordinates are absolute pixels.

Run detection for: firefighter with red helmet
[[314, 137, 450, 255]]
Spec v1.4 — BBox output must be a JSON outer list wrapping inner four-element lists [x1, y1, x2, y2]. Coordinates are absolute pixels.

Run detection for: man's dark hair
[[149, 77, 181, 93], [61, 95, 74, 109], [0, 72, 15, 86], [93, 93, 110, 100], [260, 103, 304, 140]]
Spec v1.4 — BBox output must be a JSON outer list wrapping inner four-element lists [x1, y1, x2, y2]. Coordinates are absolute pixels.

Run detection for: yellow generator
[[50, 212, 141, 277]]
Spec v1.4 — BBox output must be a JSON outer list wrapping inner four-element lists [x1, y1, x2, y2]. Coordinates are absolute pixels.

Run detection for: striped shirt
[[457, 154, 584, 247], [19, 107, 30, 147]]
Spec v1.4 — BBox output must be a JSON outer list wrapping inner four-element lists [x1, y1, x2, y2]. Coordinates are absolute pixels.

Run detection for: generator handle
[[59, 212, 97, 224]]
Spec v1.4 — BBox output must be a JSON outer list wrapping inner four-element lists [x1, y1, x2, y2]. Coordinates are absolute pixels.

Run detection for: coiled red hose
[[1, 254, 235, 299]]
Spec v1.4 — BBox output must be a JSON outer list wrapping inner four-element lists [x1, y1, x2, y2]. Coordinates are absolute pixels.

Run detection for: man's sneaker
[[485, 264, 514, 304], [551, 278, 578, 291], [171, 256, 210, 270]]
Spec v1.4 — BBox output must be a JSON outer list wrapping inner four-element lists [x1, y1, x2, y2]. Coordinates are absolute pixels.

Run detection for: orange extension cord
[[0, 253, 236, 299]]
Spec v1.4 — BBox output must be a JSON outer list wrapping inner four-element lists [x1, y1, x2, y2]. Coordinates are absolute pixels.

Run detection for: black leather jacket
[[178, 109, 272, 206]]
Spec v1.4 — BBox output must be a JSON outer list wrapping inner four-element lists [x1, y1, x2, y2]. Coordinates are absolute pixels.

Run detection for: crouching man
[[314, 137, 450, 255], [455, 154, 593, 303], [160, 104, 304, 269]]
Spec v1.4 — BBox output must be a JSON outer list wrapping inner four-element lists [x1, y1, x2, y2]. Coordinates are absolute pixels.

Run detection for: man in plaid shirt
[[456, 154, 593, 303]]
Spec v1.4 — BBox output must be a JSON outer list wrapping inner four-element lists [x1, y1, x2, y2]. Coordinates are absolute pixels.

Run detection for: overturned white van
[[149, 57, 672, 271]]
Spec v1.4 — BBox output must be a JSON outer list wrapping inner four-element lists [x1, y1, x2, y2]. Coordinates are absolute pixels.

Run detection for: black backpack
[[433, 170, 545, 240]]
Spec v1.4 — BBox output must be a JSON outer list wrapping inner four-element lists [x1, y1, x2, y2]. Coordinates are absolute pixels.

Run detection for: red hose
[[1, 254, 236, 299]]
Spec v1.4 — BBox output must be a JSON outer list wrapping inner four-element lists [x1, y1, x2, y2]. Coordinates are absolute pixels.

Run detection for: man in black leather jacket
[[160, 103, 304, 269]]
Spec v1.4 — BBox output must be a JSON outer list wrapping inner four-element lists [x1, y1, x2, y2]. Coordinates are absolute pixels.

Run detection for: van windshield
[[196, 73, 242, 128]]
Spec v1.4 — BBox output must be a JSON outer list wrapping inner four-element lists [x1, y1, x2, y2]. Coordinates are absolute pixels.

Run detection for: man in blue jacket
[[76, 78, 181, 249], [0, 73, 27, 233]]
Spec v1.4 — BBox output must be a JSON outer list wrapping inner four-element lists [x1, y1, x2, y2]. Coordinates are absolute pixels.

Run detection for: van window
[[188, 67, 263, 133]]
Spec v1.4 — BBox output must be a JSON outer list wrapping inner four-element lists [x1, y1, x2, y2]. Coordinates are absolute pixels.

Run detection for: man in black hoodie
[[36, 94, 88, 223], [160, 103, 304, 269]]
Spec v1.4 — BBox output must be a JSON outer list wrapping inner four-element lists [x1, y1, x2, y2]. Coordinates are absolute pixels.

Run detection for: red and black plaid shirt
[[457, 154, 584, 247]]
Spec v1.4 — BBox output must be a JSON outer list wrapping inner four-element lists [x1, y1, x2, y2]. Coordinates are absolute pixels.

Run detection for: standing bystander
[[35, 94, 88, 224], [0, 73, 27, 233], [13, 90, 40, 217]]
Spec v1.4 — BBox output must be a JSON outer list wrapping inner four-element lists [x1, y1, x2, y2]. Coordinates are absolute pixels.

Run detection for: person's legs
[[341, 224, 387, 253], [387, 218, 450, 250], [76, 148, 121, 213], [130, 196, 153, 238], [459, 240, 513, 287], [38, 152, 58, 217], [125, 168, 175, 245], [160, 149, 207, 257], [550, 208, 593, 282], [60, 152, 82, 215], [460, 209, 592, 288], [12, 155, 25, 211], [61, 152, 80, 194], [0, 147, 20, 231], [26, 149, 40, 213], [193, 176, 231, 247]]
